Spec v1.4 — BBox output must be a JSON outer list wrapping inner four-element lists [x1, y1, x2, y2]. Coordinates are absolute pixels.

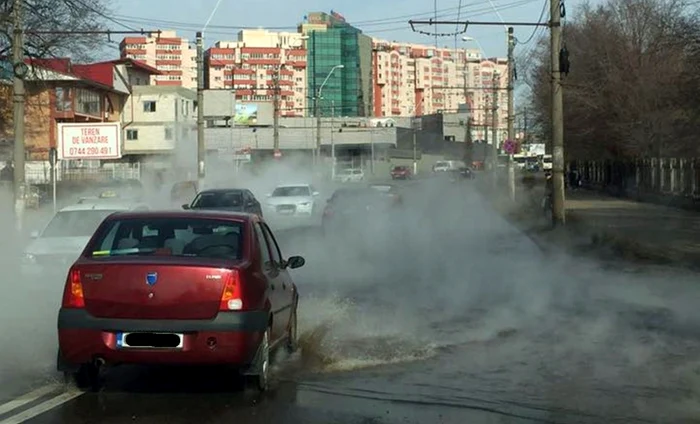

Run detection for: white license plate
[[116, 332, 184, 349]]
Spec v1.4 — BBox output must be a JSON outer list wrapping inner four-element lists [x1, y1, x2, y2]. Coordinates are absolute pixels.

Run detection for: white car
[[22, 200, 149, 277], [335, 168, 365, 182], [265, 184, 320, 220]]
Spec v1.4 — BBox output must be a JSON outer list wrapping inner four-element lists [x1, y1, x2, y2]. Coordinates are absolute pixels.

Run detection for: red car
[[57, 210, 305, 392], [390, 165, 411, 180]]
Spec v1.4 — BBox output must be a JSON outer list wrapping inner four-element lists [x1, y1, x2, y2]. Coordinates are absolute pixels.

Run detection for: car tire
[[65, 363, 101, 392], [286, 308, 298, 354], [248, 328, 270, 392]]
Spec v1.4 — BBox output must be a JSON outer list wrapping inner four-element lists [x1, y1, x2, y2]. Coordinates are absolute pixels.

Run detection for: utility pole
[[272, 68, 280, 154], [12, 0, 26, 232], [491, 71, 499, 187], [315, 94, 321, 166], [196, 31, 205, 182], [506, 27, 516, 201], [550, 0, 566, 224], [330, 99, 336, 180]]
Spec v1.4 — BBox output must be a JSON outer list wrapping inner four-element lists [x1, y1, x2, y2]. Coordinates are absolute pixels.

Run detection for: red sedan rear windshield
[[87, 217, 244, 260]]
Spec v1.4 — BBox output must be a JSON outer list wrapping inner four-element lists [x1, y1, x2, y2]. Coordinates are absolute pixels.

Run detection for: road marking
[[0, 384, 62, 416], [0, 391, 83, 424]]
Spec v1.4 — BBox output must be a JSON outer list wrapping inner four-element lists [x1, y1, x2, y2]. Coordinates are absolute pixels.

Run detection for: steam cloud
[[0, 155, 698, 422]]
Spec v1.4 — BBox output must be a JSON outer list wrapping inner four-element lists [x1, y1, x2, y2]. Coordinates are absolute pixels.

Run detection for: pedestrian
[[0, 161, 13, 181]]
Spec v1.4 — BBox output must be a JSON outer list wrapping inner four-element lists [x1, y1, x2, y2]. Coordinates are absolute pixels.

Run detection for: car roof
[[59, 202, 145, 212], [197, 188, 247, 194], [274, 184, 311, 188], [105, 209, 255, 222]]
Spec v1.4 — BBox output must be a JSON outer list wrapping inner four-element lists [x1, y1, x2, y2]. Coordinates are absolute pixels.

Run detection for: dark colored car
[[183, 189, 263, 217], [322, 187, 396, 235], [368, 183, 404, 206], [57, 210, 305, 393], [390, 165, 411, 180], [446, 167, 474, 181]]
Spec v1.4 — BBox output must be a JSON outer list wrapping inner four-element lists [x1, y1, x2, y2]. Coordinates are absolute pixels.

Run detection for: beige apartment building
[[119, 30, 197, 89], [371, 39, 508, 140], [204, 29, 308, 117]]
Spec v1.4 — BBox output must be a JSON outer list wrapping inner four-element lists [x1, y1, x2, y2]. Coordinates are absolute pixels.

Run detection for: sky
[[106, 0, 592, 99]]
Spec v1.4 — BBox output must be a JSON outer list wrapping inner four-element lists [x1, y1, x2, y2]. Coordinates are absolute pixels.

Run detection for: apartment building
[[204, 29, 307, 117], [119, 30, 197, 89], [371, 39, 506, 115]]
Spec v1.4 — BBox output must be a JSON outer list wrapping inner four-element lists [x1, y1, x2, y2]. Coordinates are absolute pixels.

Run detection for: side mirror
[[286, 255, 305, 269], [266, 193, 272, 197], [182, 204, 190, 210], [312, 191, 320, 196], [30, 230, 40, 239]]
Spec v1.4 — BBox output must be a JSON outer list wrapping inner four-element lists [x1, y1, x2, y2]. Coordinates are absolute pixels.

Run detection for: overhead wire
[[108, 0, 539, 37]]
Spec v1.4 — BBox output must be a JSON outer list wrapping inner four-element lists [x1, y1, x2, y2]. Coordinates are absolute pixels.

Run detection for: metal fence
[[572, 158, 700, 200], [24, 161, 141, 184]]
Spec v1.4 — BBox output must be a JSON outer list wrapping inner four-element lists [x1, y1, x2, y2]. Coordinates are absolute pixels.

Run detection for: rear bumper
[[57, 308, 268, 369]]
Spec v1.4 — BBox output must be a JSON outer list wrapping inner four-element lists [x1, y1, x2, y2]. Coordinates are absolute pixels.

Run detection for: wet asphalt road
[[2, 176, 700, 423]]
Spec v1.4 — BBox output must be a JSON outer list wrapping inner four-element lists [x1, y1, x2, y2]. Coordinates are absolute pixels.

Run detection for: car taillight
[[219, 269, 243, 311], [63, 267, 85, 308]]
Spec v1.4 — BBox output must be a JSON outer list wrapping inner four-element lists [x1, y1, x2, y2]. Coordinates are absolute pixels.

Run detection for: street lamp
[[314, 64, 344, 173]]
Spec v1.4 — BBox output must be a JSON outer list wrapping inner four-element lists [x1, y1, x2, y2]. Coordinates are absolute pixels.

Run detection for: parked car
[[183, 188, 263, 217], [390, 165, 411, 180], [334, 168, 365, 183], [57, 210, 305, 392]]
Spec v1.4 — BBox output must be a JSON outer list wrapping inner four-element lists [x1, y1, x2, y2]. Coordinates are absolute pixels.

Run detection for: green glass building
[[303, 12, 372, 118]]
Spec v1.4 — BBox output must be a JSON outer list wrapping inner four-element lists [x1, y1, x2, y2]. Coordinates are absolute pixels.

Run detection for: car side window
[[253, 222, 272, 268], [261, 223, 282, 265]]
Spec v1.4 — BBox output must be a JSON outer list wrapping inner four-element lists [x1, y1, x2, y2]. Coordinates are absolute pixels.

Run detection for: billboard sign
[[234, 104, 258, 126], [57, 122, 122, 160]]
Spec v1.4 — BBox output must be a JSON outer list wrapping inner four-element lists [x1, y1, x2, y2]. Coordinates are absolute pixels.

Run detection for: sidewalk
[[565, 190, 700, 265], [481, 175, 700, 269]]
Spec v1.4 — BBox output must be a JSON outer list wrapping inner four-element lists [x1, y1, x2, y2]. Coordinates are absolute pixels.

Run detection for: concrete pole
[[196, 31, 205, 182], [506, 27, 516, 201], [272, 69, 280, 152], [491, 71, 499, 188], [550, 0, 566, 224], [12, 0, 26, 232]]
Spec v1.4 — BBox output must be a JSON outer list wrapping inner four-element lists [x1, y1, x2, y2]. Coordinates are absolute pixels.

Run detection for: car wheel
[[249, 328, 270, 392], [286, 308, 298, 354], [66, 362, 101, 392]]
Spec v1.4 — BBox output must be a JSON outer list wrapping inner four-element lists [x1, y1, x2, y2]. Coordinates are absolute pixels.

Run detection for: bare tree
[[527, 0, 700, 160], [0, 0, 113, 62]]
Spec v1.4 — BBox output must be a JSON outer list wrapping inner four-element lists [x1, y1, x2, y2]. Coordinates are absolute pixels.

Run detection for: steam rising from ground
[[1, 161, 700, 421]]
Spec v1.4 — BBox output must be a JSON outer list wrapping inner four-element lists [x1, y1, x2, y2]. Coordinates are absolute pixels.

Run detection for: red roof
[[106, 58, 161, 75], [24, 57, 159, 91]]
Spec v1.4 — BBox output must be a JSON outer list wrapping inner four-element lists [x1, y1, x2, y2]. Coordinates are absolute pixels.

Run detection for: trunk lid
[[78, 258, 244, 320]]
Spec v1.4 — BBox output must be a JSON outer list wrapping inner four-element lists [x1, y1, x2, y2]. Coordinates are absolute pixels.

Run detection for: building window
[[143, 101, 156, 112], [126, 129, 138, 140], [55, 87, 72, 111], [165, 127, 173, 140], [75, 88, 100, 116]]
